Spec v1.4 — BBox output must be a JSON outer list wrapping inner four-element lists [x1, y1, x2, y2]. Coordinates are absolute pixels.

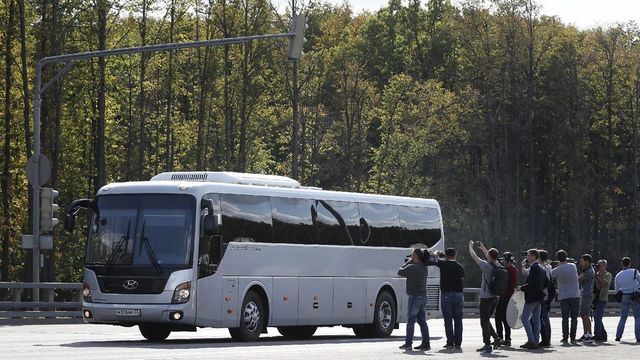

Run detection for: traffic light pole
[[28, 19, 306, 301]]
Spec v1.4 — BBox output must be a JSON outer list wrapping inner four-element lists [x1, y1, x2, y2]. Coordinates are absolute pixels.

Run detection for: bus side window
[[398, 206, 441, 248], [357, 203, 400, 247], [271, 197, 314, 244], [315, 200, 360, 245], [220, 194, 273, 243]]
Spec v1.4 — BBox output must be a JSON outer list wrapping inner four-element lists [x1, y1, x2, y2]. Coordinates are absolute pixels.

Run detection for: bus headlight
[[172, 282, 191, 304], [82, 282, 92, 302]]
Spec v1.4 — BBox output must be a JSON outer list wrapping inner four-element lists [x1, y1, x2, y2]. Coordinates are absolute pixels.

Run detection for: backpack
[[488, 262, 509, 296]]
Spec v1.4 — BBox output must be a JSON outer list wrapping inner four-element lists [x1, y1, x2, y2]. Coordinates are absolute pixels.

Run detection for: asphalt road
[[2, 316, 639, 359]]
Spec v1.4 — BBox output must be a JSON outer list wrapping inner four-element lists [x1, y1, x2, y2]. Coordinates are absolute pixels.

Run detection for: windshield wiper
[[138, 220, 162, 274], [103, 220, 131, 274]]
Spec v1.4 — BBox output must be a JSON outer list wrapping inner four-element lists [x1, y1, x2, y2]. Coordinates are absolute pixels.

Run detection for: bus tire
[[277, 326, 317, 339], [352, 324, 374, 338], [229, 290, 265, 342], [139, 324, 171, 341], [372, 290, 396, 337], [352, 290, 396, 338]]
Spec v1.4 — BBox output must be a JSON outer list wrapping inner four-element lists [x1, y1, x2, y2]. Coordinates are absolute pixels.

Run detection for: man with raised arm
[[468, 241, 502, 353]]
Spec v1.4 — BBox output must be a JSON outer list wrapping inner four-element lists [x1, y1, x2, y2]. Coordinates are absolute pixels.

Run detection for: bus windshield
[[85, 194, 196, 269]]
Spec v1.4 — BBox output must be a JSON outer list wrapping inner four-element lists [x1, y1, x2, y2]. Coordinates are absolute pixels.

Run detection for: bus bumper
[[82, 302, 194, 325]]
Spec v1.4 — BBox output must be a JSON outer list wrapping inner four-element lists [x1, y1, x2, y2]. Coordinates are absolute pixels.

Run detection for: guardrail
[[0, 283, 628, 320], [0, 282, 82, 319]]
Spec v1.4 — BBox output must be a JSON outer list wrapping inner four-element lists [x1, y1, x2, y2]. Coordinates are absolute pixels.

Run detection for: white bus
[[65, 172, 444, 342]]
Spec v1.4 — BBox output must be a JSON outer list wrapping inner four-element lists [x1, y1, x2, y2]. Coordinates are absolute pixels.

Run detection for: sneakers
[[502, 339, 511, 347], [492, 338, 503, 349], [398, 343, 412, 350], [577, 334, 593, 342], [453, 345, 462, 350], [561, 337, 568, 344], [443, 343, 455, 350], [478, 344, 493, 353], [520, 341, 538, 349], [592, 336, 607, 342], [615, 337, 621, 342], [414, 343, 431, 351], [538, 341, 551, 348]]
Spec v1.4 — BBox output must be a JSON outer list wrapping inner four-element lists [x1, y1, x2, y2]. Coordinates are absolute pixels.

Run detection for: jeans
[[495, 297, 511, 341], [479, 297, 499, 345], [616, 294, 640, 341], [405, 295, 429, 346], [594, 300, 607, 339], [560, 298, 580, 340], [521, 301, 542, 343], [441, 291, 464, 346], [540, 302, 551, 344]]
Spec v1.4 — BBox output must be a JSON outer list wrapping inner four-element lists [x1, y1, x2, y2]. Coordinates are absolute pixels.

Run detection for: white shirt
[[614, 268, 640, 294]]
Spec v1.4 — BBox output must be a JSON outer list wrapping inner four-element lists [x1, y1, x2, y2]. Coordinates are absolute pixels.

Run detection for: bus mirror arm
[[64, 198, 94, 234]]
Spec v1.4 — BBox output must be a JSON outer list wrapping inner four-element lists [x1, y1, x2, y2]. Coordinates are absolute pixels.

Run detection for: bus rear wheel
[[353, 290, 396, 338], [229, 290, 265, 342], [139, 324, 171, 341], [277, 326, 317, 339]]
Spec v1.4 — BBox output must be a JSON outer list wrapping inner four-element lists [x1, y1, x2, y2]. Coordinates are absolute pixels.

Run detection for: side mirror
[[64, 215, 76, 234], [64, 198, 94, 234], [203, 214, 220, 235]]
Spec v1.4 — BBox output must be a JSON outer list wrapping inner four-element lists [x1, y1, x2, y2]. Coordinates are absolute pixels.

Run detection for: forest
[[0, 0, 639, 287]]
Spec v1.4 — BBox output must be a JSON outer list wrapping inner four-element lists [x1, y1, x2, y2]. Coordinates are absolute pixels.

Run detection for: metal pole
[[32, 62, 42, 304], [28, 28, 300, 303]]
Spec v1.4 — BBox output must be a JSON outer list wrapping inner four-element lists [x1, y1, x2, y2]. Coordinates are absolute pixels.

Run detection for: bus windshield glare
[[85, 194, 196, 268]]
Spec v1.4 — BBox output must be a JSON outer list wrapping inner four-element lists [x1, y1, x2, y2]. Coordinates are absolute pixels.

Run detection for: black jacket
[[521, 262, 546, 303]]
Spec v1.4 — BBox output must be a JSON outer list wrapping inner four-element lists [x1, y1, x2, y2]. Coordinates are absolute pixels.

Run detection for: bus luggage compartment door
[[271, 277, 299, 326], [298, 277, 333, 325], [333, 278, 365, 324]]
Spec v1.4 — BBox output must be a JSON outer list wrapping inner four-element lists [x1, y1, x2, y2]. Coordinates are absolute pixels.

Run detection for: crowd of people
[[396, 242, 640, 352]]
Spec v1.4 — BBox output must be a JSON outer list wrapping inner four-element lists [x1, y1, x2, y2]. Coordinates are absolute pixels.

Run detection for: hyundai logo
[[123, 280, 139, 290]]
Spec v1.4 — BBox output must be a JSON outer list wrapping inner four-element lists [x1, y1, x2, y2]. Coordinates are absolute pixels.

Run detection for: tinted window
[[314, 200, 360, 245], [220, 194, 272, 243], [271, 197, 315, 244], [398, 206, 442, 248], [357, 203, 400, 247], [86, 194, 195, 267]]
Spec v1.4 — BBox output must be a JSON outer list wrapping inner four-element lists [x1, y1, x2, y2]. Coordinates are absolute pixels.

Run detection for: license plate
[[115, 309, 140, 317]]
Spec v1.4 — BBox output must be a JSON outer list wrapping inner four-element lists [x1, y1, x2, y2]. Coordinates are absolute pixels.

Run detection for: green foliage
[[1, 0, 640, 286]]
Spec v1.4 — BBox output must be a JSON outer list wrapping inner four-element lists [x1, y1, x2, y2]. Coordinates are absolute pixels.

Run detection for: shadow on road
[[60, 334, 444, 350]]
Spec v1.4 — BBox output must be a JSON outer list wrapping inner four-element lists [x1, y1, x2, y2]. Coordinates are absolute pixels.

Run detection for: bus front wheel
[[139, 324, 171, 341], [229, 290, 265, 341], [353, 290, 396, 338], [277, 326, 317, 339]]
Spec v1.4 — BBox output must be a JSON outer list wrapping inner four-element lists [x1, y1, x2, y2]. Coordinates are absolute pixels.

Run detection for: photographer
[[434, 248, 465, 350], [397, 248, 431, 351], [551, 250, 580, 343], [614, 257, 640, 342], [468, 241, 502, 353], [495, 252, 518, 347], [518, 249, 545, 349], [577, 254, 595, 342], [593, 259, 612, 341]]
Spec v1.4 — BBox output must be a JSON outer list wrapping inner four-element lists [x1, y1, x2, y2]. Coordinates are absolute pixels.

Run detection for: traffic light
[[40, 187, 59, 232], [288, 15, 306, 60]]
